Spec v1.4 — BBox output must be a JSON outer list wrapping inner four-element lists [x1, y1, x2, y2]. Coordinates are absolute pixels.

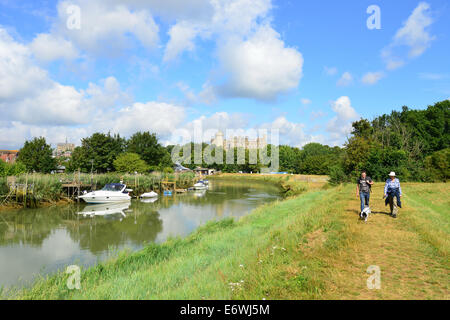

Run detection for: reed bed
[[0, 172, 196, 206]]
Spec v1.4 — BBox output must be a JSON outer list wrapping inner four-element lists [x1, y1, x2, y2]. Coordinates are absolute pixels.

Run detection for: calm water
[[0, 180, 280, 288]]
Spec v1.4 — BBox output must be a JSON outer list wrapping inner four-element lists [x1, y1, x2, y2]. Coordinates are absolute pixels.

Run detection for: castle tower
[[212, 131, 224, 149]]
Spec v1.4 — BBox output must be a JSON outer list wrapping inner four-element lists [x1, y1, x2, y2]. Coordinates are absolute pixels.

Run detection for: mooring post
[[77, 169, 81, 203], [24, 172, 28, 208]]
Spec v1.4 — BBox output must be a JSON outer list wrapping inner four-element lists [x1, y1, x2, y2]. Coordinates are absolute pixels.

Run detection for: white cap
[[389, 172, 396, 177]]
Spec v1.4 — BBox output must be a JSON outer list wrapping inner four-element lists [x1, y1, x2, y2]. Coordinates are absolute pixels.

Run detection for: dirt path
[[320, 184, 449, 300]]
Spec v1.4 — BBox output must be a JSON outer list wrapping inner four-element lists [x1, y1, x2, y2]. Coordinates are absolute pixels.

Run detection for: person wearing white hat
[[384, 172, 402, 218]]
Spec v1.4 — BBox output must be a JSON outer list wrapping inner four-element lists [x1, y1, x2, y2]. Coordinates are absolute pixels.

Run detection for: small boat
[[199, 180, 209, 185], [78, 183, 131, 204], [193, 182, 208, 190], [140, 191, 158, 198]]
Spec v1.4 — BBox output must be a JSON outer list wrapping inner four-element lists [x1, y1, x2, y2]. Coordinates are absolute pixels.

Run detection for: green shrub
[[328, 164, 347, 185]]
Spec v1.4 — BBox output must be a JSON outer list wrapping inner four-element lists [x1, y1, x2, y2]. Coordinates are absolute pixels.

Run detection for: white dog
[[360, 205, 371, 222]]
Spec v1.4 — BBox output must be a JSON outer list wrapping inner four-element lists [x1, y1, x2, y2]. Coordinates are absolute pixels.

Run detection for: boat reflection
[[192, 190, 207, 198], [77, 202, 131, 219], [140, 198, 158, 204]]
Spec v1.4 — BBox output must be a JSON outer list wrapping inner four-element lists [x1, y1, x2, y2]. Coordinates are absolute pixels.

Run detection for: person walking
[[356, 171, 374, 214], [384, 172, 402, 218]]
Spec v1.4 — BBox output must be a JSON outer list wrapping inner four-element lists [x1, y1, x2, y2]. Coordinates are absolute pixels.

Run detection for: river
[[0, 180, 281, 289]]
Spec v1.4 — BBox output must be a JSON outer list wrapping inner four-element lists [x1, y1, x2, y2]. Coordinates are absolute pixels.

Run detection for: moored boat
[[193, 182, 208, 190], [78, 183, 131, 204], [140, 191, 158, 198]]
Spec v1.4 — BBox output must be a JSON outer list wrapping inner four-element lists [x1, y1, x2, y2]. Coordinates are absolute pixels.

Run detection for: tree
[[68, 132, 125, 173], [113, 153, 149, 173], [127, 132, 170, 168], [0, 159, 26, 177], [17, 137, 56, 173], [424, 148, 450, 182]]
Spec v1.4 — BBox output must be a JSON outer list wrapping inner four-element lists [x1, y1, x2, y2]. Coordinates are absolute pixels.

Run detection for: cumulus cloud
[[29, 0, 160, 60], [258, 116, 321, 148], [0, 27, 188, 148], [160, 0, 301, 101], [362, 71, 385, 85], [382, 2, 435, 70], [217, 25, 303, 100], [326, 96, 359, 146], [337, 72, 353, 87], [106, 102, 186, 139], [30, 33, 79, 62], [164, 22, 199, 62], [0, 29, 50, 101]]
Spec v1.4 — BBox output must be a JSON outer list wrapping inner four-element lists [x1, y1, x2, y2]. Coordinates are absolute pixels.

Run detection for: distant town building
[[194, 167, 215, 176], [54, 142, 75, 158], [0, 150, 19, 163], [211, 131, 267, 150]]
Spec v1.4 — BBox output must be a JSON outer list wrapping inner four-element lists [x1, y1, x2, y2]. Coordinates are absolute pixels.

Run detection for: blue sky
[[0, 0, 449, 149]]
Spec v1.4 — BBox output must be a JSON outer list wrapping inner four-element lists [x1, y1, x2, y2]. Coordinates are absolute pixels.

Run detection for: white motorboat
[[140, 191, 158, 198], [140, 197, 158, 204], [193, 182, 208, 190], [77, 202, 131, 218], [78, 183, 131, 204]]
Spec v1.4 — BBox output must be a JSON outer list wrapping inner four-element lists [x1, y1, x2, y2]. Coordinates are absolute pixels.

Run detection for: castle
[[211, 131, 267, 150]]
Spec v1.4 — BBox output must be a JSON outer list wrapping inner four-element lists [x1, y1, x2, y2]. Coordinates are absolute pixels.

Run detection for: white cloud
[[362, 71, 385, 85], [106, 102, 186, 139], [0, 27, 185, 148], [337, 72, 353, 87], [0, 29, 50, 101], [30, 0, 160, 60], [310, 110, 327, 120], [197, 82, 217, 105], [382, 2, 435, 70], [301, 98, 312, 105], [324, 66, 338, 76], [163, 22, 198, 62], [326, 96, 359, 146], [259, 116, 320, 148], [30, 33, 79, 62], [217, 25, 303, 100]]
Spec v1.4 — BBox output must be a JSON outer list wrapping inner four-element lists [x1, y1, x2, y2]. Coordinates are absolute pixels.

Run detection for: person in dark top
[[356, 171, 374, 213]]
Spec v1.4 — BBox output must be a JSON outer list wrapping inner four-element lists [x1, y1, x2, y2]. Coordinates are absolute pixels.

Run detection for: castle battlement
[[210, 131, 267, 150]]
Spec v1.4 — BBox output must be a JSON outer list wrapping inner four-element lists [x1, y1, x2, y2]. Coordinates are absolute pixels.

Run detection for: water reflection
[[0, 180, 280, 288]]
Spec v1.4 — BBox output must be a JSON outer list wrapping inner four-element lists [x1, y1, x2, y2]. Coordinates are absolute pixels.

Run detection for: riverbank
[[6, 179, 449, 299], [209, 173, 329, 196], [0, 172, 196, 209]]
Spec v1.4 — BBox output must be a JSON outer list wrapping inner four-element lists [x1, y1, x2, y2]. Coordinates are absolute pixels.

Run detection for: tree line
[[1, 100, 448, 181]]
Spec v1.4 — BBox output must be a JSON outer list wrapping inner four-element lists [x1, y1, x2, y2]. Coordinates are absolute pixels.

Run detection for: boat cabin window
[[102, 184, 125, 192]]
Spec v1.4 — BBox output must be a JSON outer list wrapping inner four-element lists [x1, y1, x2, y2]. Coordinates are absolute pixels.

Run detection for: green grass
[[4, 179, 449, 300], [10, 185, 348, 299]]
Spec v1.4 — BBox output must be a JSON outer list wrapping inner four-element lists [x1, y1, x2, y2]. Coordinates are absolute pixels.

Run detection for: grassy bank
[[5, 179, 449, 300], [0, 172, 196, 208], [210, 173, 329, 197]]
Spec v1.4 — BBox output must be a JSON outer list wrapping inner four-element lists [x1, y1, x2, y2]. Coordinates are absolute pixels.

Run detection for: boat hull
[[79, 196, 131, 204]]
